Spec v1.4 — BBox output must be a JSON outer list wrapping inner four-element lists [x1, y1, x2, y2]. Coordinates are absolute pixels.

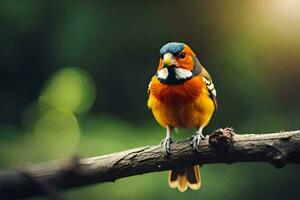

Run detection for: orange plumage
[[148, 74, 214, 129], [147, 42, 217, 192]]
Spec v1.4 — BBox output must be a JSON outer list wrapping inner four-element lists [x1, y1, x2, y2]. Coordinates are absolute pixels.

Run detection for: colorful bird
[[147, 42, 217, 192]]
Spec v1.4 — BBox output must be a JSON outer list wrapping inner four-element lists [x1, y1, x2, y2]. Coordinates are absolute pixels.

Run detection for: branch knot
[[266, 146, 287, 168], [209, 128, 235, 151]]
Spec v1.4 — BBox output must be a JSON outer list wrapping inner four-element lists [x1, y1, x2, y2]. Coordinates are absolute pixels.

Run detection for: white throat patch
[[157, 67, 193, 80], [174, 68, 193, 80], [157, 68, 169, 80]]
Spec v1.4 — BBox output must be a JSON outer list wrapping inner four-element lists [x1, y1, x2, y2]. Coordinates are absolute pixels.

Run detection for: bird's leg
[[160, 126, 174, 157], [191, 126, 206, 152]]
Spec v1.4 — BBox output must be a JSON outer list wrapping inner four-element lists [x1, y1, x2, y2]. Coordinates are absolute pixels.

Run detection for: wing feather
[[201, 67, 217, 110]]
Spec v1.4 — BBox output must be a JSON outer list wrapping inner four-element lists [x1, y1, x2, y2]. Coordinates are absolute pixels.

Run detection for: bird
[[147, 42, 217, 192]]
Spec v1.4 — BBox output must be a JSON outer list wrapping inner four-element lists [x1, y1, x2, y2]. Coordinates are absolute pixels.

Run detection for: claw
[[191, 129, 206, 152], [160, 136, 174, 157]]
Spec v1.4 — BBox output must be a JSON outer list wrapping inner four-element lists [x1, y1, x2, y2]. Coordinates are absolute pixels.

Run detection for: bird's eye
[[179, 52, 186, 59]]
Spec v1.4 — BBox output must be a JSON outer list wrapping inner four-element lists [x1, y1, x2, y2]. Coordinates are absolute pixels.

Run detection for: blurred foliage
[[39, 67, 96, 114], [0, 0, 300, 200]]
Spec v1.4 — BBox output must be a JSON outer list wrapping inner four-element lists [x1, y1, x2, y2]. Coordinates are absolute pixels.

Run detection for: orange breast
[[148, 75, 215, 129]]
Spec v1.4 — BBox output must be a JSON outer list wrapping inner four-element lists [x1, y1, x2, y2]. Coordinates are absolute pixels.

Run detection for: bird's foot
[[191, 131, 207, 152], [160, 136, 175, 157]]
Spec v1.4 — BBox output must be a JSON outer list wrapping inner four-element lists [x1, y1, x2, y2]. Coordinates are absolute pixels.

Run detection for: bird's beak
[[163, 53, 176, 68]]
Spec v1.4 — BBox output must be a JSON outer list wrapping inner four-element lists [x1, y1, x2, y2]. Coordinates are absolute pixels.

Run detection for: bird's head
[[156, 42, 202, 84]]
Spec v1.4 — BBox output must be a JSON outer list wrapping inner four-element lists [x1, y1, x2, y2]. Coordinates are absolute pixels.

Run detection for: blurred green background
[[0, 0, 300, 199]]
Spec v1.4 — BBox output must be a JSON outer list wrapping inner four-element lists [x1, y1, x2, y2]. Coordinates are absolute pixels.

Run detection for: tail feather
[[168, 165, 201, 192], [177, 173, 188, 192], [168, 168, 185, 189], [187, 165, 201, 190]]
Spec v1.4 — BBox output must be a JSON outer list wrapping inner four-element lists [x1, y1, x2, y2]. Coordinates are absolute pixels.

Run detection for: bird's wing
[[201, 67, 217, 110], [147, 76, 155, 94], [147, 76, 156, 109]]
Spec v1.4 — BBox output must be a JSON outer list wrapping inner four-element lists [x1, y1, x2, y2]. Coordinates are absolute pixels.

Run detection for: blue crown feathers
[[160, 42, 185, 56]]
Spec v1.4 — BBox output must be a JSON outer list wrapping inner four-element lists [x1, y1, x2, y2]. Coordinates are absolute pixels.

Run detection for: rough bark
[[0, 128, 300, 199]]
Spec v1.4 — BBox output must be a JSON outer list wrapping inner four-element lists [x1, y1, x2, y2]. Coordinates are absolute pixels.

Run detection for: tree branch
[[1, 128, 300, 199]]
